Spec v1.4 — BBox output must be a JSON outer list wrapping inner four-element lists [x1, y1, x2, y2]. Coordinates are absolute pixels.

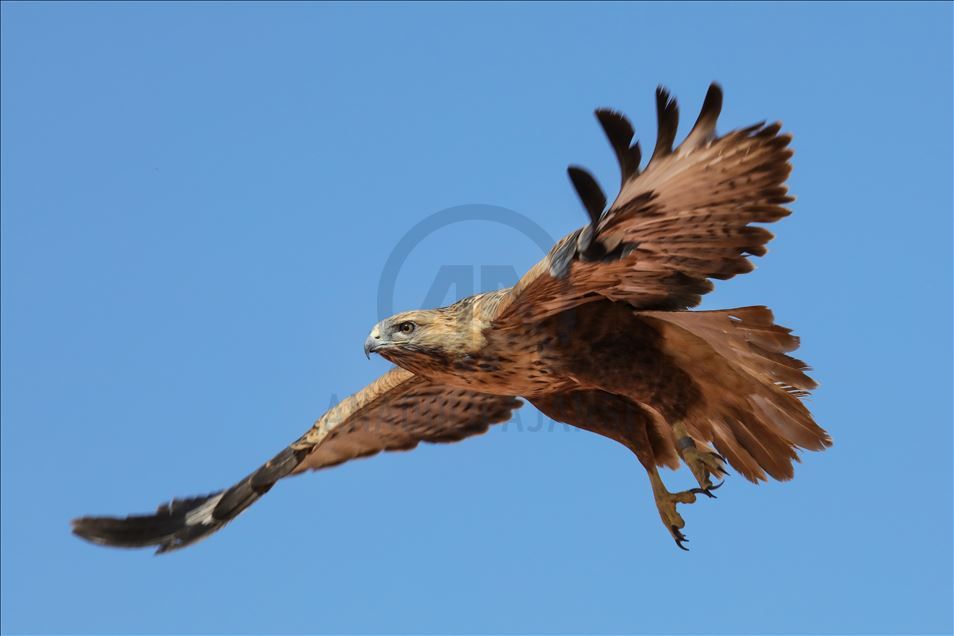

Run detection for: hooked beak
[[364, 327, 382, 359]]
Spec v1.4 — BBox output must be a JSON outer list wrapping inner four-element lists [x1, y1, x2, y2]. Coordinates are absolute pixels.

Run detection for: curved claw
[[708, 479, 725, 491], [671, 526, 690, 551], [690, 487, 717, 499], [707, 453, 730, 476]]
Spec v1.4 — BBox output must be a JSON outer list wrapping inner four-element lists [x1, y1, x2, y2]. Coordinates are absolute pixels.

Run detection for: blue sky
[[1, 2, 951, 633]]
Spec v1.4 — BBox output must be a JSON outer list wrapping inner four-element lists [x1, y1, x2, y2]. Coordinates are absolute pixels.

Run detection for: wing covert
[[292, 368, 522, 472]]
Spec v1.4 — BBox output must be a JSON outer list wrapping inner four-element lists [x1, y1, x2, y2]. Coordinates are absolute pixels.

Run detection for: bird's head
[[364, 303, 485, 374]]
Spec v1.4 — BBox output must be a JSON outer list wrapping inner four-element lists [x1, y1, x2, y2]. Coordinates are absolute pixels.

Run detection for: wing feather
[[493, 83, 794, 326], [71, 368, 521, 553], [293, 369, 521, 472]]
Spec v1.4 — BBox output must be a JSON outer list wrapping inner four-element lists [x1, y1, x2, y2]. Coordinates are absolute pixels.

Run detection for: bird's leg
[[646, 466, 697, 551], [673, 421, 728, 498], [622, 416, 706, 550]]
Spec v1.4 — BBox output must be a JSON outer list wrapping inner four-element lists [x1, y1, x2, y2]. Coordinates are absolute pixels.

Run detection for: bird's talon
[[671, 526, 690, 550], [681, 443, 730, 491]]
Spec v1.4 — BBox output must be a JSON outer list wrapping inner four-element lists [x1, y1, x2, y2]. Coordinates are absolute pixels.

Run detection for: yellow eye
[[398, 321, 416, 334]]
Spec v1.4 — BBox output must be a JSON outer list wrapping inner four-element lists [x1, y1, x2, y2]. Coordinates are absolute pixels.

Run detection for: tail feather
[[642, 306, 831, 483], [729, 407, 799, 480], [71, 447, 308, 554]]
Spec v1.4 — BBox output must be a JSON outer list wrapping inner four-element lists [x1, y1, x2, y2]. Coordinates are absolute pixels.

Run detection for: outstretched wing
[[493, 83, 794, 327], [71, 368, 521, 553]]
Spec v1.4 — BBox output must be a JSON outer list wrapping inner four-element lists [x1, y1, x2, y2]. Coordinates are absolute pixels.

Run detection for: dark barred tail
[[71, 446, 309, 554]]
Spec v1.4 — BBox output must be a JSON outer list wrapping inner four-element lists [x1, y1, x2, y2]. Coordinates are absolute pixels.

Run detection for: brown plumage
[[73, 369, 520, 553], [72, 83, 831, 553]]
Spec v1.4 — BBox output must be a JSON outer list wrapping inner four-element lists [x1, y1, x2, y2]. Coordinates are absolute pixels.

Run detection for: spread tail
[[643, 306, 832, 482]]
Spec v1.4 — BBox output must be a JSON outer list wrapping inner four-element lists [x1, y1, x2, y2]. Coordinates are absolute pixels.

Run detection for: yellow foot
[[682, 445, 728, 495], [650, 478, 698, 551], [676, 433, 729, 497]]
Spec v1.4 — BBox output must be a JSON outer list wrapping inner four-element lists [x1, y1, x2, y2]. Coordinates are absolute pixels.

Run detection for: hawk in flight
[[73, 84, 831, 552]]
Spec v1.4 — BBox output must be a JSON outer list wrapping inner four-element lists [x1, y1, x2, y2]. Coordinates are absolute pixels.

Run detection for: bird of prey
[[72, 83, 831, 553]]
